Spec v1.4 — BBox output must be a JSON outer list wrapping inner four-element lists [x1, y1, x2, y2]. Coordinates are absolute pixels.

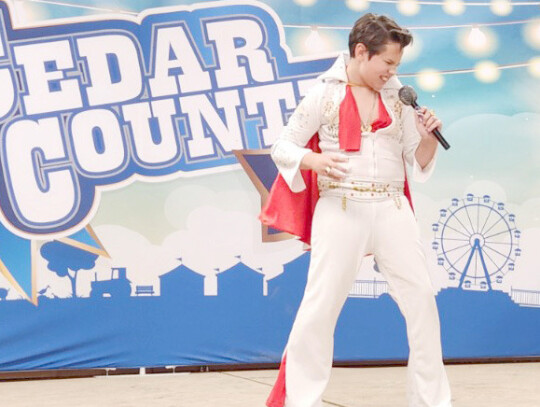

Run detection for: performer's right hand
[[301, 152, 349, 180]]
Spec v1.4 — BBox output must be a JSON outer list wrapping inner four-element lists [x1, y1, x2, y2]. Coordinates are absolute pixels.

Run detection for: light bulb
[[397, 0, 420, 16], [294, 0, 318, 6], [416, 69, 444, 92], [468, 27, 487, 49], [529, 56, 540, 78], [474, 61, 501, 83], [523, 20, 540, 50], [459, 26, 498, 57], [490, 0, 512, 16], [402, 35, 423, 63], [443, 0, 465, 16], [346, 0, 370, 12], [304, 27, 322, 54]]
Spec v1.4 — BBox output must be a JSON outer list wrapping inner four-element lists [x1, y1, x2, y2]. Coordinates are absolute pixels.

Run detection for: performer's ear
[[354, 43, 368, 58]]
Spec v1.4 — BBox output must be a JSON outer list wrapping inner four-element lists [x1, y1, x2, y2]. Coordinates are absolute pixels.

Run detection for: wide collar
[[318, 53, 402, 92]]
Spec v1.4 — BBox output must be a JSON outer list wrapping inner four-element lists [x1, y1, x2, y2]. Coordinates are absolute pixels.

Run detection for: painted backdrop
[[0, 0, 539, 370]]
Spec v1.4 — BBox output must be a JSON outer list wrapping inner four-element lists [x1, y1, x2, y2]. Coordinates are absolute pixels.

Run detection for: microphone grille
[[398, 85, 417, 106]]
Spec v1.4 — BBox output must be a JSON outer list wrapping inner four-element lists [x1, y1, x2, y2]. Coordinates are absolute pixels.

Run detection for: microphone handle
[[411, 101, 451, 150]]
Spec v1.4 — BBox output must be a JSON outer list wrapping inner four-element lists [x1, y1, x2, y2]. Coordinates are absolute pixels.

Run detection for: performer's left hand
[[415, 106, 442, 141]]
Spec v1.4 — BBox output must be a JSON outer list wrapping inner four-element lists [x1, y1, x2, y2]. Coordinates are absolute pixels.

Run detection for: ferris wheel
[[432, 193, 521, 291]]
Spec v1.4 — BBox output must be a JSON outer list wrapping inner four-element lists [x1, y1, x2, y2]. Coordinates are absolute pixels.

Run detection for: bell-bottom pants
[[281, 195, 452, 407]]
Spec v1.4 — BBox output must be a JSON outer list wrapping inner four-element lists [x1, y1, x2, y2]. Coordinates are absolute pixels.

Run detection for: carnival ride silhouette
[[432, 194, 521, 291]]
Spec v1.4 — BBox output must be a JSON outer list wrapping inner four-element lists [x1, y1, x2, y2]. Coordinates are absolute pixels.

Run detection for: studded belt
[[318, 179, 404, 210]]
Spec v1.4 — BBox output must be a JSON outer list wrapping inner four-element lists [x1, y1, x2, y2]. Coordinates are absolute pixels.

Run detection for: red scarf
[[260, 86, 412, 246]]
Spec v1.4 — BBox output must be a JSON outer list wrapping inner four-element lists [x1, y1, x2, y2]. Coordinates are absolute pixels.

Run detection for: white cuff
[[412, 153, 437, 183], [280, 148, 312, 192], [271, 142, 312, 192]]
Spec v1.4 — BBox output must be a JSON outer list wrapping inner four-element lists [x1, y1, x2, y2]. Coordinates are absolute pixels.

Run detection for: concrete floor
[[1, 363, 539, 407]]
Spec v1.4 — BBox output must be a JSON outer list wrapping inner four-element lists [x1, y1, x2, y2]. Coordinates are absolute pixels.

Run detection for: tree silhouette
[[40, 241, 99, 297]]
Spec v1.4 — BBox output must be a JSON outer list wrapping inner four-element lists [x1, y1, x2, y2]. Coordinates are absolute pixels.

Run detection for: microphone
[[398, 85, 450, 150]]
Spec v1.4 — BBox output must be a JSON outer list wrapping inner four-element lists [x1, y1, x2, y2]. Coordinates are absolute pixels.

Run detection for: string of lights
[[12, 0, 540, 89], [351, 0, 539, 5], [401, 58, 540, 91], [310, 0, 540, 16], [21, 0, 540, 14], [20, 0, 138, 15], [19, 0, 540, 26], [284, 18, 538, 30], [400, 62, 533, 77]]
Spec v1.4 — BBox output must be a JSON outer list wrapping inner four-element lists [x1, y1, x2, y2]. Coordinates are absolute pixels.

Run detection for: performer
[[264, 13, 452, 407]]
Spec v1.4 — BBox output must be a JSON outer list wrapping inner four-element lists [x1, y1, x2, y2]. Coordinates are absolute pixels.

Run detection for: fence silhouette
[[349, 279, 389, 299], [510, 288, 540, 308]]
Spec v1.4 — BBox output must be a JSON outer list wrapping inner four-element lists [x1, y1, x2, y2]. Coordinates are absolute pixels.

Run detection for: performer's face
[[351, 42, 403, 91]]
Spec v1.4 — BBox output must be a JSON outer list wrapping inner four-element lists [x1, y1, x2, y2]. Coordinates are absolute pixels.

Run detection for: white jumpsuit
[[270, 54, 452, 407]]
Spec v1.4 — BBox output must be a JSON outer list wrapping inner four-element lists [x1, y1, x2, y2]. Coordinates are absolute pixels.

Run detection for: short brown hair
[[348, 13, 413, 58]]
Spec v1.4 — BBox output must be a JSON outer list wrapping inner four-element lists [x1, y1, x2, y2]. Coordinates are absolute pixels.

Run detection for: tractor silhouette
[[90, 267, 132, 298]]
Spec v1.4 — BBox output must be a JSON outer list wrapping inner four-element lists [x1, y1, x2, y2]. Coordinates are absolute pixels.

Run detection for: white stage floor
[[1, 362, 539, 406]]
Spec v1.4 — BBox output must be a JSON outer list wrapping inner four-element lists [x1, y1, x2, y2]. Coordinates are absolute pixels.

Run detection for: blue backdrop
[[0, 0, 539, 371]]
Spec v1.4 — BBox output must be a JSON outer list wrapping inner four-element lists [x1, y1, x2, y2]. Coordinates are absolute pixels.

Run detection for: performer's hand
[[415, 106, 443, 142], [301, 152, 349, 180]]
